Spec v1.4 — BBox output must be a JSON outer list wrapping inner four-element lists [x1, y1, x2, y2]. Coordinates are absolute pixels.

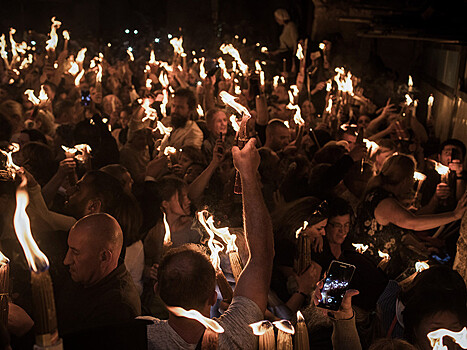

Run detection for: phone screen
[[81, 90, 91, 106], [317, 261, 355, 311]]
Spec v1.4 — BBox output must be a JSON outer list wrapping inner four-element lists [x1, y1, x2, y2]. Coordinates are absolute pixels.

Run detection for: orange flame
[[76, 48, 87, 64], [273, 76, 280, 88], [363, 139, 380, 158], [160, 90, 169, 118], [352, 243, 368, 254], [96, 64, 103, 84], [218, 57, 231, 80], [427, 327, 467, 350], [153, 120, 172, 136], [0, 143, 21, 178], [14, 179, 50, 272], [170, 37, 184, 55], [295, 221, 309, 239], [297, 310, 305, 322], [408, 75, 413, 88], [45, 17, 61, 51], [146, 78, 152, 90], [166, 306, 224, 333], [414, 171, 426, 182], [127, 49, 134, 62], [415, 261, 429, 273], [199, 210, 238, 253], [219, 91, 251, 118], [378, 250, 390, 261], [74, 69, 84, 87], [159, 71, 169, 89], [0, 34, 8, 61], [199, 58, 207, 80], [39, 85, 48, 102], [68, 59, 79, 75], [273, 320, 295, 334], [230, 115, 240, 132], [149, 50, 156, 64], [296, 43, 304, 60], [162, 212, 171, 245], [24, 89, 40, 105], [434, 162, 449, 176], [139, 98, 158, 122], [219, 43, 248, 74], [249, 320, 273, 336], [428, 95, 434, 107], [9, 28, 18, 58], [197, 211, 225, 270], [163, 147, 177, 156], [197, 105, 204, 117], [62, 30, 70, 41], [405, 94, 413, 106], [61, 145, 77, 158]]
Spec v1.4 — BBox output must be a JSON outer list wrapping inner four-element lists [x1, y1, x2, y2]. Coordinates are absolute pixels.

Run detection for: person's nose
[[64, 249, 72, 266]]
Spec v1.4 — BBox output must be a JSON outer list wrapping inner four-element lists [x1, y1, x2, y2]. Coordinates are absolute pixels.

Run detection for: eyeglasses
[[327, 222, 350, 231]]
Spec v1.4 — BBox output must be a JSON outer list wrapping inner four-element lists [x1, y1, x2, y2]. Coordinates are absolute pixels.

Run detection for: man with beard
[[159, 88, 203, 153]]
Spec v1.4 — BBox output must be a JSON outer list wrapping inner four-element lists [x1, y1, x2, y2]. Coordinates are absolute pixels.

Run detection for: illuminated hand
[[313, 279, 359, 320], [449, 159, 463, 176], [232, 138, 260, 179], [435, 183, 450, 200]]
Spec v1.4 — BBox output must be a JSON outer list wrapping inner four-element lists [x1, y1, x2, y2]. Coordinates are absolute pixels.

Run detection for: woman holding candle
[[271, 197, 328, 317], [355, 153, 467, 279]]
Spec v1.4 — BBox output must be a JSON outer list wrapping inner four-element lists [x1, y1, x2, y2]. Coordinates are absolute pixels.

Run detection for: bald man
[[56, 213, 141, 335], [264, 120, 291, 152]]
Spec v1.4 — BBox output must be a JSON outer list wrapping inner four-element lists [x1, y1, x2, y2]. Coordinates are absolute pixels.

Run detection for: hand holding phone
[[315, 261, 356, 312]]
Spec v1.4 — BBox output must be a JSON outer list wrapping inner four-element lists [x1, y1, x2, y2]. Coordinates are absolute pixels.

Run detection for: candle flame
[[290, 85, 299, 97], [260, 71, 265, 86], [378, 250, 390, 260], [96, 64, 103, 84], [197, 105, 204, 117], [199, 57, 207, 79], [427, 327, 467, 350], [45, 17, 61, 51], [61, 145, 77, 157], [405, 94, 413, 106], [9, 28, 18, 58], [218, 57, 231, 80], [170, 37, 184, 55], [154, 120, 172, 136], [334, 68, 354, 95], [159, 71, 169, 89], [0, 34, 8, 61], [149, 50, 156, 64], [199, 210, 238, 253], [273, 320, 295, 334], [293, 106, 305, 126], [219, 43, 248, 74], [62, 30, 70, 41], [39, 85, 48, 102], [68, 60, 79, 75], [162, 212, 171, 244], [220, 91, 251, 118], [0, 250, 9, 265], [352, 243, 369, 254], [14, 178, 50, 273], [408, 75, 413, 87], [326, 98, 333, 113], [74, 69, 85, 87], [166, 306, 224, 333], [295, 221, 309, 239], [273, 76, 280, 88], [414, 171, 427, 182], [196, 211, 225, 270], [319, 42, 326, 50], [255, 60, 262, 72], [326, 80, 332, 92], [127, 49, 134, 61], [24, 89, 40, 105], [297, 310, 305, 322], [146, 78, 152, 90], [428, 95, 434, 107], [140, 98, 158, 122], [76, 48, 87, 64], [249, 320, 273, 336], [261, 47, 268, 53], [296, 43, 304, 60], [434, 162, 450, 176], [363, 139, 380, 157], [415, 261, 429, 273], [163, 146, 177, 156], [0, 143, 21, 179], [230, 115, 240, 132]]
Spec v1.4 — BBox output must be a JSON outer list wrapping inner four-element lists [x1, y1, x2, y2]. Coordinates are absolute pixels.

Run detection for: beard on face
[[171, 113, 188, 129]]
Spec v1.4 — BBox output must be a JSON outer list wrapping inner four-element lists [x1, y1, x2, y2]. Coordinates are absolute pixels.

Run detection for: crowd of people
[[0, 8, 466, 350]]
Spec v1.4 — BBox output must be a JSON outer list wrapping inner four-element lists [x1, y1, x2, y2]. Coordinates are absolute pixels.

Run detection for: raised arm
[[375, 193, 467, 231], [231, 139, 274, 313]]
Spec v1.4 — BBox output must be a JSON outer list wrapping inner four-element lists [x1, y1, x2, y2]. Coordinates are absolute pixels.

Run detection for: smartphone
[[81, 90, 91, 106], [317, 261, 355, 311]]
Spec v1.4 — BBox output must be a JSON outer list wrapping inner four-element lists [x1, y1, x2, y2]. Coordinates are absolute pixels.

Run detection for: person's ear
[[100, 249, 112, 263], [86, 198, 102, 214]]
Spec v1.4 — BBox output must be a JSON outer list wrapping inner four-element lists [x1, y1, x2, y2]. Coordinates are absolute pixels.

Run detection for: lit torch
[[295, 311, 309, 350], [14, 178, 62, 348], [62, 30, 70, 51], [435, 161, 450, 184], [295, 221, 312, 275], [220, 43, 248, 75], [377, 250, 391, 271], [0, 143, 21, 180], [427, 95, 434, 122], [352, 243, 368, 254]]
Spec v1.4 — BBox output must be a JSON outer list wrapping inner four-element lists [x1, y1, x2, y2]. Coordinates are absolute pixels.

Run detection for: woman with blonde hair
[[355, 153, 467, 278]]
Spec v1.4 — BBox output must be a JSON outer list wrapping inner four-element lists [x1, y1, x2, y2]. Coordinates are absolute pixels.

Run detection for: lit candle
[[62, 30, 70, 51], [295, 221, 311, 275], [427, 95, 434, 122], [295, 311, 309, 350], [273, 320, 295, 350], [0, 143, 21, 180], [352, 243, 368, 254], [13, 178, 62, 348], [408, 75, 413, 92], [250, 320, 275, 350], [377, 250, 391, 271], [434, 162, 450, 184]]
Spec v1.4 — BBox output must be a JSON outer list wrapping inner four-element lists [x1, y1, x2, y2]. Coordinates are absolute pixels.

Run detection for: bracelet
[[294, 291, 308, 299]]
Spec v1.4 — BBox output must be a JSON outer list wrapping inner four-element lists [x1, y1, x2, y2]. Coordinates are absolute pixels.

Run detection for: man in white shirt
[[146, 139, 274, 349]]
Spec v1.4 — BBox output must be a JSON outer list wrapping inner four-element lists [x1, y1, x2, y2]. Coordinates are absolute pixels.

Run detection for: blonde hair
[[367, 153, 415, 192]]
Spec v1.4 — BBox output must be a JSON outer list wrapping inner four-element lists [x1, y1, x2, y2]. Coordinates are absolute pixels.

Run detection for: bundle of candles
[[13, 177, 62, 349], [250, 311, 309, 350]]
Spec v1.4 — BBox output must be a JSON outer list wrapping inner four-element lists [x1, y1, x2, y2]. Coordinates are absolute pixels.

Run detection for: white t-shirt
[[146, 296, 262, 350]]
